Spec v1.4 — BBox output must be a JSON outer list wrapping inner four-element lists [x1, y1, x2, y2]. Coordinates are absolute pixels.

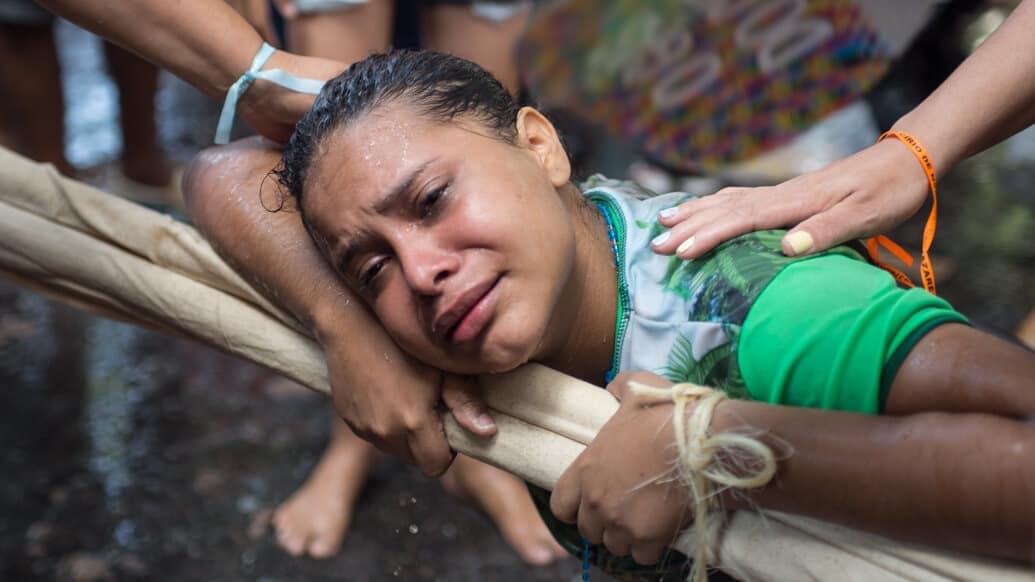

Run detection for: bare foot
[[442, 454, 569, 565], [273, 419, 380, 559]]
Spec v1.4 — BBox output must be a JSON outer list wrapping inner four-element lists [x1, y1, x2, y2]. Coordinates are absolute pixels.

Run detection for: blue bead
[[582, 538, 592, 581]]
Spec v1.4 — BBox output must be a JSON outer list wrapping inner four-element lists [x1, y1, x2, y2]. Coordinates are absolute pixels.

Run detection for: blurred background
[[1, 1, 1032, 580]]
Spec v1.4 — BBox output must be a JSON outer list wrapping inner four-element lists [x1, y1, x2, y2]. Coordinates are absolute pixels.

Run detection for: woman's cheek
[[374, 293, 424, 348], [494, 301, 545, 361]]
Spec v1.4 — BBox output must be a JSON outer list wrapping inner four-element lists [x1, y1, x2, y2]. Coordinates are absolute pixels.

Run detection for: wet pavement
[[2, 14, 1034, 582]]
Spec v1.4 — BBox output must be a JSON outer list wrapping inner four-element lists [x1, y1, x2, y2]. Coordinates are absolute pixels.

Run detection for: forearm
[[36, 0, 259, 98], [716, 401, 1035, 561], [893, 0, 1035, 173], [35, 0, 332, 144], [182, 138, 363, 339]]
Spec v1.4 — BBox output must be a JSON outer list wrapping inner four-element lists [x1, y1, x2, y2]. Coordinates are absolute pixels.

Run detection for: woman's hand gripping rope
[[550, 371, 776, 581]]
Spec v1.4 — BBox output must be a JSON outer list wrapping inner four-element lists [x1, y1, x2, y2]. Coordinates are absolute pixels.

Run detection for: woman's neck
[[535, 183, 618, 385]]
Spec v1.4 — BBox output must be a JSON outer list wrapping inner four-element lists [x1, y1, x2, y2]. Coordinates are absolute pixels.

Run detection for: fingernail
[[475, 413, 495, 430], [659, 207, 678, 219], [676, 235, 696, 255], [651, 231, 671, 247], [786, 231, 814, 256]]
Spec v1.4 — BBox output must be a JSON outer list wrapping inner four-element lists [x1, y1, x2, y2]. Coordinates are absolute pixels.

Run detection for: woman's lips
[[449, 277, 501, 343]]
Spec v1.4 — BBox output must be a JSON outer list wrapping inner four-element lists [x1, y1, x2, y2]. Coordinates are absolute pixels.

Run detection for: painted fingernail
[[676, 236, 696, 255], [659, 207, 678, 219], [651, 231, 671, 247], [786, 231, 814, 256]]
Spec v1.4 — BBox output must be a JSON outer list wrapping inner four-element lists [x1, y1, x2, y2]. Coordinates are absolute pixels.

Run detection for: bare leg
[[421, 3, 530, 95], [285, 0, 393, 62], [103, 41, 171, 187], [441, 454, 568, 565], [885, 322, 1035, 416], [273, 416, 380, 558], [0, 21, 73, 175]]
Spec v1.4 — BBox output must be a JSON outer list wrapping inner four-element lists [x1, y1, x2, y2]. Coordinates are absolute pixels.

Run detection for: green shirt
[[586, 175, 966, 413]]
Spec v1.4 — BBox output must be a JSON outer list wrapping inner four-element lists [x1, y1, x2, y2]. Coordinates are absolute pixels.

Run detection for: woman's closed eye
[[419, 184, 448, 219], [357, 256, 389, 291], [351, 183, 449, 291]]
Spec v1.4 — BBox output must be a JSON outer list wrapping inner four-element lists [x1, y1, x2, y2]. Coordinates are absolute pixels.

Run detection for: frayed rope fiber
[[628, 381, 777, 582]]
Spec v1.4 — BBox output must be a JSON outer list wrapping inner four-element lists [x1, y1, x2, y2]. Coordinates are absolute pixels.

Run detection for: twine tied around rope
[[628, 381, 777, 582]]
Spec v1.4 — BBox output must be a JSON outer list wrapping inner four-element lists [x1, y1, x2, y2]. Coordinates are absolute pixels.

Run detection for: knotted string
[[628, 381, 777, 582]]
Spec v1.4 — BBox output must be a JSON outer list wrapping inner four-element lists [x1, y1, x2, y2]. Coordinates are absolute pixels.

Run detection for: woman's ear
[[515, 106, 571, 187]]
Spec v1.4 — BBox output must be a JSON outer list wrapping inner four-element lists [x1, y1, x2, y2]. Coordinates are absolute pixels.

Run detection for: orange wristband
[[865, 130, 939, 295]]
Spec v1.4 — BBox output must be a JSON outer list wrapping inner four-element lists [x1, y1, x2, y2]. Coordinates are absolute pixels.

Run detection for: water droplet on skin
[[392, 566, 403, 576], [408, 524, 419, 534]]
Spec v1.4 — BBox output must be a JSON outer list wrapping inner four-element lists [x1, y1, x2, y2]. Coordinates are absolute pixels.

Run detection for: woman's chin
[[447, 338, 538, 376], [408, 321, 546, 376], [452, 351, 529, 376]]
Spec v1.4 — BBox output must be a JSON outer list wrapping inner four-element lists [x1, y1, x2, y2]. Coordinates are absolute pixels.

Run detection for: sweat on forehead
[[274, 49, 519, 211], [297, 109, 456, 268]]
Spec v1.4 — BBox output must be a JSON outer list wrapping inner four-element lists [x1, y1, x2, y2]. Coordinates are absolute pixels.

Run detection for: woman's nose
[[399, 242, 458, 295]]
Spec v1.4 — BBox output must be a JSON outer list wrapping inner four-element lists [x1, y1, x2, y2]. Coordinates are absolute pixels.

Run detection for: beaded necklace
[[575, 202, 627, 581]]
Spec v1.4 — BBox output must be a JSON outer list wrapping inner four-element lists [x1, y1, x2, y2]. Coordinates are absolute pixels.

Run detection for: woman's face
[[302, 102, 577, 374]]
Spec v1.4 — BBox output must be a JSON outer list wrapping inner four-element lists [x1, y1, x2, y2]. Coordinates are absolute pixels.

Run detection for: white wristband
[[215, 43, 326, 144]]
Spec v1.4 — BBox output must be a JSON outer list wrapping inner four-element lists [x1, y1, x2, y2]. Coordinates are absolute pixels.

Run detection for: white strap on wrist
[[215, 42, 326, 144]]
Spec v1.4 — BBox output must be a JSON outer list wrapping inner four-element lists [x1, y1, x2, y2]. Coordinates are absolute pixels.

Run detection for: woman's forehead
[[301, 115, 444, 241], [310, 104, 507, 201], [309, 118, 420, 199]]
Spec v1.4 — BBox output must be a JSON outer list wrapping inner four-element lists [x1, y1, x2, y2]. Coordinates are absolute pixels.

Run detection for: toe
[[307, 535, 341, 560], [522, 543, 555, 565], [277, 529, 306, 556]]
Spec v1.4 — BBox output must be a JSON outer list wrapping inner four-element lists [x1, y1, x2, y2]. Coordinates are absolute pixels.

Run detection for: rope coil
[[628, 381, 777, 582]]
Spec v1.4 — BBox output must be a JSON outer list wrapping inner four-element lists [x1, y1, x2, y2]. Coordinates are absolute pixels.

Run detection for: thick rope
[[628, 381, 777, 582]]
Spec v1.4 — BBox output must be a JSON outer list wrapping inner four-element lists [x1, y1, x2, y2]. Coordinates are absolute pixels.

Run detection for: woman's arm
[[35, 0, 344, 142], [891, 0, 1035, 173], [714, 400, 1035, 561], [552, 371, 1035, 565], [181, 138, 497, 476], [653, 0, 1035, 259]]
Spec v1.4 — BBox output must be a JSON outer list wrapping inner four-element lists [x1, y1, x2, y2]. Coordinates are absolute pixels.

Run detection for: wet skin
[[302, 103, 618, 383]]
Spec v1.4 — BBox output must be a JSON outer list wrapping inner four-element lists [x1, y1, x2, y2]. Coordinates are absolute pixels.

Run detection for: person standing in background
[[0, 0, 179, 206]]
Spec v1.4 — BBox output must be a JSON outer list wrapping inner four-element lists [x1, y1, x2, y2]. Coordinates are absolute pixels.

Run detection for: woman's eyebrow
[[335, 158, 441, 273], [335, 231, 371, 277], [373, 158, 437, 214]]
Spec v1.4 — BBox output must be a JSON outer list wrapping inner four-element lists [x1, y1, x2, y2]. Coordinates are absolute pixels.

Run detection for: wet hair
[[274, 50, 520, 208]]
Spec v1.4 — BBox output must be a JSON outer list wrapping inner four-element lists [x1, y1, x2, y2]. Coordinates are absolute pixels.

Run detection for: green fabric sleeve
[[737, 254, 968, 414]]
